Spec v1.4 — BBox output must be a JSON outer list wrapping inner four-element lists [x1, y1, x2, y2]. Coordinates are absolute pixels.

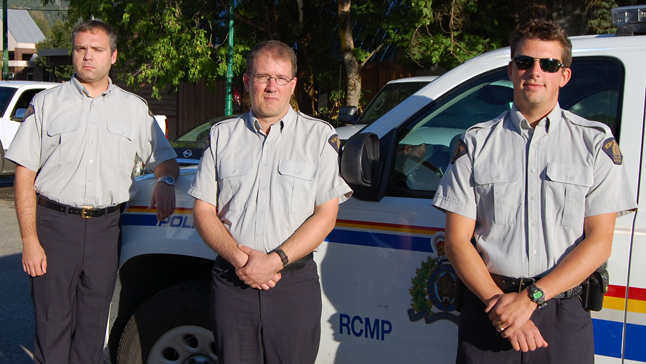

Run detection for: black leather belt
[[491, 273, 582, 300], [37, 195, 121, 219], [280, 252, 313, 273]]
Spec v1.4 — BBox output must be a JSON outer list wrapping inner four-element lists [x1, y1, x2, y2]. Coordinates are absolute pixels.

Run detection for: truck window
[[387, 58, 624, 198], [0, 87, 18, 117], [11, 89, 45, 120]]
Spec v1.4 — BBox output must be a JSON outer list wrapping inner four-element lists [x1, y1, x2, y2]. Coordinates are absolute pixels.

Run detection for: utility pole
[[3, 0, 8, 80], [224, 0, 234, 116]]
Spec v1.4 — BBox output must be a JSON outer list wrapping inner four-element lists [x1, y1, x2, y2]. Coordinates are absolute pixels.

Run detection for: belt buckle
[[81, 205, 94, 219]]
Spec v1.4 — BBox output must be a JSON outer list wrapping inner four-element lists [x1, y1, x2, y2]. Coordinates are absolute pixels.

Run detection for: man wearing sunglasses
[[433, 19, 636, 363], [190, 40, 352, 363]]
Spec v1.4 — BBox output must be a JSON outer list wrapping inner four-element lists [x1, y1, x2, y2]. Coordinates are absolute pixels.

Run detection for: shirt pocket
[[276, 160, 318, 214], [544, 163, 593, 228], [473, 163, 523, 225], [47, 118, 81, 163], [217, 160, 253, 212], [106, 121, 135, 167]]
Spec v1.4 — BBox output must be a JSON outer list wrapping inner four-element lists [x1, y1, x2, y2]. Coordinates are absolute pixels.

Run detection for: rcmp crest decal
[[407, 232, 460, 325]]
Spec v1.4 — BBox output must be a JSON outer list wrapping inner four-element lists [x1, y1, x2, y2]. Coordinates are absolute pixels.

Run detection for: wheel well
[[108, 254, 213, 362]]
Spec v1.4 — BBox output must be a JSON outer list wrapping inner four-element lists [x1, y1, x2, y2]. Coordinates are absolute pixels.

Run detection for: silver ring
[[497, 324, 505, 332]]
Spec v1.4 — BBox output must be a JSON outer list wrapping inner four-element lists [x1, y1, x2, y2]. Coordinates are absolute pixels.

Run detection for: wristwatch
[[527, 284, 547, 308], [157, 176, 176, 186]]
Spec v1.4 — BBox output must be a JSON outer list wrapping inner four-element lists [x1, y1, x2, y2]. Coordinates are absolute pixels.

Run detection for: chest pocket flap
[[545, 163, 593, 187], [107, 121, 135, 141], [278, 160, 317, 181], [219, 160, 253, 179], [473, 163, 521, 185], [47, 118, 81, 136]]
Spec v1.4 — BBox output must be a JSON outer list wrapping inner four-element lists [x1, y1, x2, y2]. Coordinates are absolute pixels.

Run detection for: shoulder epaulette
[[562, 110, 611, 135], [464, 111, 507, 135]]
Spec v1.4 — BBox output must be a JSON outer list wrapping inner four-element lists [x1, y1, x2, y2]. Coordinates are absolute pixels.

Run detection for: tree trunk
[[295, 0, 316, 115], [338, 0, 361, 108]]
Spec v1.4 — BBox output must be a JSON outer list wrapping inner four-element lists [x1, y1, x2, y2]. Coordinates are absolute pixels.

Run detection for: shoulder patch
[[450, 139, 467, 164], [602, 137, 622, 165], [328, 134, 340, 153], [202, 136, 211, 153], [22, 104, 35, 121]]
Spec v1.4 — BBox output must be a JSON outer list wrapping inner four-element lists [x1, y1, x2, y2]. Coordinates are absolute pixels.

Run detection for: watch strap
[[274, 248, 289, 267]]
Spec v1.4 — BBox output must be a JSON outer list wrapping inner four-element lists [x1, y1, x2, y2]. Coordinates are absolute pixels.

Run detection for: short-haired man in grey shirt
[[190, 40, 352, 364], [433, 19, 637, 363], [6, 20, 179, 364]]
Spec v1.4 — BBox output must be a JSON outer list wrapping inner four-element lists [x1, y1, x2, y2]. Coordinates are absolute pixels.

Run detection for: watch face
[[158, 176, 175, 185], [531, 289, 544, 300]]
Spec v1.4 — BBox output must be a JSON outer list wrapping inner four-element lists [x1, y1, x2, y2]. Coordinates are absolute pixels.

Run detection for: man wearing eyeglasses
[[433, 19, 636, 363], [190, 40, 352, 363]]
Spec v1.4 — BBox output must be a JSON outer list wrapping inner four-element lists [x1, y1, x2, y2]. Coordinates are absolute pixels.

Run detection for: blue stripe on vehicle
[[592, 319, 623, 359], [122, 214, 158, 227], [326, 229, 434, 253], [625, 323, 646, 362]]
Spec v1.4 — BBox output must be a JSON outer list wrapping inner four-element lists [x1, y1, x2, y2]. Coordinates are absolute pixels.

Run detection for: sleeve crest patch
[[22, 104, 35, 121], [328, 134, 340, 153], [602, 137, 622, 165], [450, 139, 467, 164]]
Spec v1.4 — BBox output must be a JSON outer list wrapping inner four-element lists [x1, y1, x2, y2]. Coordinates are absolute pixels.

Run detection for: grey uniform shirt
[[188, 107, 352, 253], [6, 76, 176, 208], [433, 103, 637, 278]]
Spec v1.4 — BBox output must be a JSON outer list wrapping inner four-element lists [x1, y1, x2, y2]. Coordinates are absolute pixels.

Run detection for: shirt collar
[[246, 106, 296, 135], [70, 75, 115, 98], [509, 102, 563, 135]]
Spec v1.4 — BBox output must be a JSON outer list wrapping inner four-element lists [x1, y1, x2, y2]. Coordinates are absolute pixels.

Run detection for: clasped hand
[[235, 244, 282, 290], [486, 292, 548, 352]]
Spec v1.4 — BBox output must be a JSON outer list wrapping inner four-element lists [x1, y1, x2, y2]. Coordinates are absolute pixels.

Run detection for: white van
[[111, 7, 646, 364]]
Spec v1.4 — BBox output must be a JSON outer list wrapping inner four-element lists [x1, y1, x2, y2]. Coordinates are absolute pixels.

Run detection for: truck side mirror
[[12, 108, 27, 122], [341, 132, 388, 201], [338, 106, 359, 125]]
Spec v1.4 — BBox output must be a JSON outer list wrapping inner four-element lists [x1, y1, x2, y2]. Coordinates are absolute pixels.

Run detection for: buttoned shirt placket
[[85, 89, 96, 207], [253, 120, 282, 251], [523, 117, 549, 274]]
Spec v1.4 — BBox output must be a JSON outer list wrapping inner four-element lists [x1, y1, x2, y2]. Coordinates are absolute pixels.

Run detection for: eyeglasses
[[248, 73, 294, 85], [512, 56, 565, 73]]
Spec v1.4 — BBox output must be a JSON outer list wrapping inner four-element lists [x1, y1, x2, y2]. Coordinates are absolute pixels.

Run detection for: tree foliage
[[36, 20, 75, 80], [43, 0, 640, 106]]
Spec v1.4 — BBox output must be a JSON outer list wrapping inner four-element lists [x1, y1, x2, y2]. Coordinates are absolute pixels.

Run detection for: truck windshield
[[357, 82, 430, 125], [0, 87, 17, 117]]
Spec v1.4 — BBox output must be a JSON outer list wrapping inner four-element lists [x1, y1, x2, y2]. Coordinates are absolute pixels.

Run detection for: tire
[[116, 281, 218, 364]]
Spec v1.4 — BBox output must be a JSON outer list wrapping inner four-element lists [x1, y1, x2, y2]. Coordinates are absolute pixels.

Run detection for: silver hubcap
[[147, 325, 218, 364]]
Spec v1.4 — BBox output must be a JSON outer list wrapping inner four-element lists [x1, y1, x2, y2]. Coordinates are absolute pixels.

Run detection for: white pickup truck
[[111, 7, 646, 364], [0, 81, 59, 174]]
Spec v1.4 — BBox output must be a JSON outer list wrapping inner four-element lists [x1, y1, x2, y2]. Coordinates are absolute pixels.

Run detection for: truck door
[[336, 57, 635, 364]]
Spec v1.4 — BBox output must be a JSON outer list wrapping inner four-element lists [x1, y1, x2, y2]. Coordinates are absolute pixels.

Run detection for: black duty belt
[[491, 273, 583, 300], [37, 195, 121, 219], [280, 252, 313, 273]]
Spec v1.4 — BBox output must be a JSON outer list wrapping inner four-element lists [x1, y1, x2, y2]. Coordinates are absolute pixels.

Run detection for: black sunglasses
[[512, 56, 565, 73]]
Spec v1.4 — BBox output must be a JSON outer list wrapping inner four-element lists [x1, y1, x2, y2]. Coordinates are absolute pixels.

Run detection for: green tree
[[36, 20, 74, 80], [49, 0, 637, 108]]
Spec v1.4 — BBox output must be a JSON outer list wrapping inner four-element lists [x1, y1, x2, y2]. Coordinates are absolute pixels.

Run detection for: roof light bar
[[612, 5, 646, 26]]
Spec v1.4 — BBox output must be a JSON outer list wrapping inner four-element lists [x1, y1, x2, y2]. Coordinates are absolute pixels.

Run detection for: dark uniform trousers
[[211, 256, 322, 364], [32, 204, 121, 364], [457, 288, 594, 364]]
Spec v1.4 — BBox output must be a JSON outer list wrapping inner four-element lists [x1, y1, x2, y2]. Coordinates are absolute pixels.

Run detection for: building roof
[[0, 9, 46, 44]]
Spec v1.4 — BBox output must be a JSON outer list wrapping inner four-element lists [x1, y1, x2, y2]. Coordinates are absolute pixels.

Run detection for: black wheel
[[116, 281, 218, 364]]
